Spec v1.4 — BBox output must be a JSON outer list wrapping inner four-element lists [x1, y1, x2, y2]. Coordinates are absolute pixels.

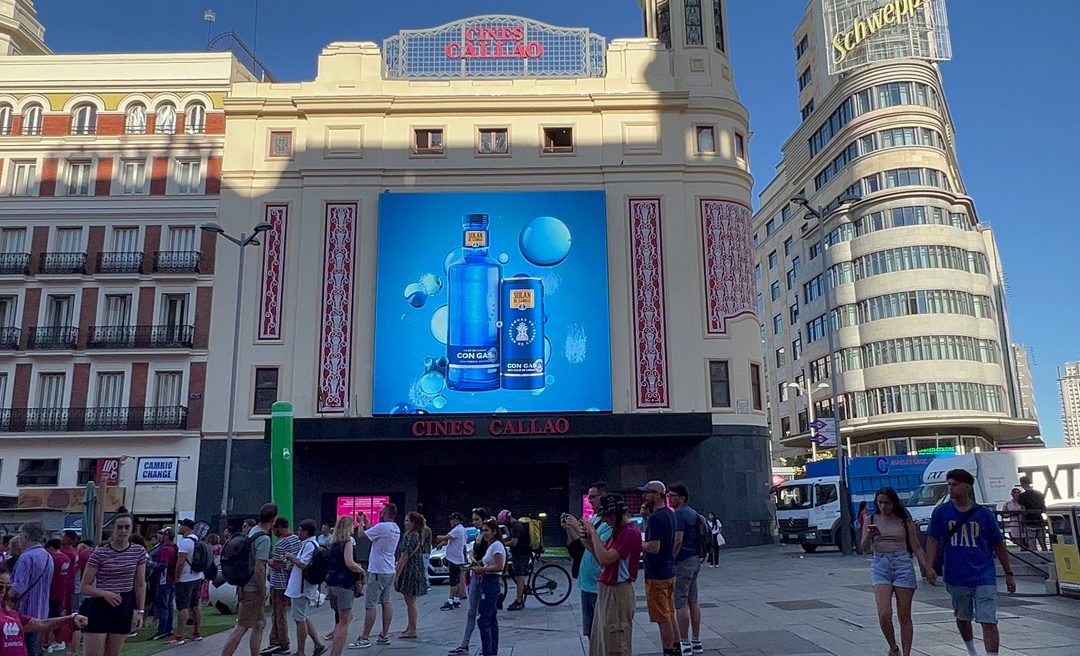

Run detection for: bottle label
[[509, 289, 535, 310], [448, 345, 498, 366], [464, 230, 487, 248]]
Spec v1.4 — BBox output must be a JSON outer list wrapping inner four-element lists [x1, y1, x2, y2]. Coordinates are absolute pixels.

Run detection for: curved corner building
[[755, 0, 1040, 462]]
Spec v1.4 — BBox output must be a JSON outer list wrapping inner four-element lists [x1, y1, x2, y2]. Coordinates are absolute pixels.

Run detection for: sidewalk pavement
[[150, 545, 1080, 656]]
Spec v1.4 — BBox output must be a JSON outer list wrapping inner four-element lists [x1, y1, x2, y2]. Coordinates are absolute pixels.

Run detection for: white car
[[427, 527, 480, 584]]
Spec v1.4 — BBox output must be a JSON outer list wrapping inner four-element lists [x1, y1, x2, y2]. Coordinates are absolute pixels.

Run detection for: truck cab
[[774, 476, 843, 553]]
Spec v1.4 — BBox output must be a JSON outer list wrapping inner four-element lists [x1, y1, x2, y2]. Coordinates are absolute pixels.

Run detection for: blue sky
[[37, 1, 1078, 445]]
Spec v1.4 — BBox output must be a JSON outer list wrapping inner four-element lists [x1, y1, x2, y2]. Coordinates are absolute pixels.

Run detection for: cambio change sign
[[136, 457, 179, 483], [823, 0, 952, 75]]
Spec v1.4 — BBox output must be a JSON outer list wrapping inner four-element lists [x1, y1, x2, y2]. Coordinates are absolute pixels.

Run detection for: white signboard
[[136, 457, 179, 483], [823, 0, 952, 75], [809, 418, 838, 449]]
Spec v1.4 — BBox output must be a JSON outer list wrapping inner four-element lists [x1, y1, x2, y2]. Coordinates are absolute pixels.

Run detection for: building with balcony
[[0, 2, 255, 527], [754, 0, 1039, 464]]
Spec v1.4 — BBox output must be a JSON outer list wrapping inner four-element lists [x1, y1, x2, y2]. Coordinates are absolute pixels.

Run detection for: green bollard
[[270, 401, 295, 527]]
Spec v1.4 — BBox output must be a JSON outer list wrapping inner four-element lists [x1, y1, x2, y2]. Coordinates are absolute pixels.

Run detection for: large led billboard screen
[[374, 191, 612, 414]]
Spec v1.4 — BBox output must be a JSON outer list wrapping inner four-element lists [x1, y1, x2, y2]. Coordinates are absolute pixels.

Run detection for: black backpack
[[302, 540, 330, 585], [187, 536, 216, 580], [221, 530, 268, 587], [694, 513, 712, 560]]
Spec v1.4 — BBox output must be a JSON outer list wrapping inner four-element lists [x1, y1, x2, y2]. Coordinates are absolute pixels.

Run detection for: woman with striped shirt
[[79, 514, 147, 656]]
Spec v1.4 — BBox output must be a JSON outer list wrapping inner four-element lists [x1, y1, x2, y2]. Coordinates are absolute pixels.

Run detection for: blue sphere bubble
[[519, 216, 572, 266], [443, 248, 464, 274], [390, 402, 414, 415], [494, 406, 509, 413], [419, 273, 443, 296], [430, 305, 449, 345], [432, 395, 447, 409], [400, 313, 415, 324], [404, 282, 427, 308], [545, 375, 556, 385], [497, 253, 510, 264], [544, 337, 552, 363], [419, 370, 445, 395]]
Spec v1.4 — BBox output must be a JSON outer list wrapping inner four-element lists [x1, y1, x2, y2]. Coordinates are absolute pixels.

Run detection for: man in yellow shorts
[[640, 480, 680, 656]]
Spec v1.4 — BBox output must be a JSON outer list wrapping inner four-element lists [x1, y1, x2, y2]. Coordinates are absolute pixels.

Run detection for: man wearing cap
[[498, 510, 531, 611], [150, 528, 178, 640], [437, 513, 469, 611], [641, 481, 679, 656], [926, 468, 1015, 656], [582, 493, 641, 656]]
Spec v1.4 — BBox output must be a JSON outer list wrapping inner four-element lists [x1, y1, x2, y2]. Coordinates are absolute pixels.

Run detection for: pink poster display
[[335, 495, 391, 522]]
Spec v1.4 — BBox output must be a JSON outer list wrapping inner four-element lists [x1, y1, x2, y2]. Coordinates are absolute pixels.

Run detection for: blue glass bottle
[[447, 213, 501, 391]]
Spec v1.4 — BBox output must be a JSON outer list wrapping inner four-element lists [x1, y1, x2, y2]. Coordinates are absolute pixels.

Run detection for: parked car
[[427, 526, 480, 584]]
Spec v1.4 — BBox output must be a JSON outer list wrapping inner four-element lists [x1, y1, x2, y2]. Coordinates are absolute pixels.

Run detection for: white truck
[[907, 447, 1080, 529]]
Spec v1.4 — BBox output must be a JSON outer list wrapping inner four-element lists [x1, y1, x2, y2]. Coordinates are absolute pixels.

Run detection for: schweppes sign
[[831, 0, 933, 66]]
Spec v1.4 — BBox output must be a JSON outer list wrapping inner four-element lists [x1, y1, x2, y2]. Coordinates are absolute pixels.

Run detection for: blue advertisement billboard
[[374, 191, 611, 414]]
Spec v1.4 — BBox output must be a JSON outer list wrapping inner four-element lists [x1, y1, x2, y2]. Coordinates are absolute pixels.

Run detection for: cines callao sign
[[831, 0, 934, 66]]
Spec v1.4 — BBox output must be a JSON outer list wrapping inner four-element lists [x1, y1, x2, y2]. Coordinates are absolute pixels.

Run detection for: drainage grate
[[767, 599, 839, 611]]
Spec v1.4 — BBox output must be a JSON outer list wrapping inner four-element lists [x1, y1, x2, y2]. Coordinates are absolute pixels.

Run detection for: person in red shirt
[[582, 493, 642, 656], [60, 532, 80, 614], [0, 569, 87, 656], [44, 539, 72, 652]]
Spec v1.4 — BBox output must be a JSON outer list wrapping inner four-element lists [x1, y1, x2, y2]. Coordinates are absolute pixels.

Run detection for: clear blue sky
[[37, 1, 1078, 446]]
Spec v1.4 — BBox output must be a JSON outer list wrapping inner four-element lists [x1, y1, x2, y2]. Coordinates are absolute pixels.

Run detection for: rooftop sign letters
[[384, 15, 606, 80], [823, 0, 952, 75]]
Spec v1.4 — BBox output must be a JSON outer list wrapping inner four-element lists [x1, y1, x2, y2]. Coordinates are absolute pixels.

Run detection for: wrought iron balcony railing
[[40, 252, 87, 274], [96, 252, 144, 274], [0, 327, 20, 349], [28, 326, 79, 349], [153, 251, 201, 273], [87, 324, 194, 349], [0, 406, 189, 432], [0, 253, 30, 275]]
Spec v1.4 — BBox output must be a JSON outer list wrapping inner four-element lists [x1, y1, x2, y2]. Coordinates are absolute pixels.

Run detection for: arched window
[[0, 104, 12, 135], [713, 0, 725, 52], [684, 0, 703, 45], [125, 103, 147, 134], [185, 102, 206, 134], [22, 104, 42, 135], [155, 103, 176, 134], [71, 103, 97, 135]]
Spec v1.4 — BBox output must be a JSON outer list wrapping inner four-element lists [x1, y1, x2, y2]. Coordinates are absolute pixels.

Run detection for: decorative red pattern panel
[[700, 199, 756, 334], [628, 198, 670, 408], [318, 203, 357, 413], [257, 204, 288, 341]]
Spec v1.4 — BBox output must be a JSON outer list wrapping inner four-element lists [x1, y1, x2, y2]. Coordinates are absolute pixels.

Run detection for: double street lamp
[[200, 221, 271, 523], [786, 380, 830, 460], [791, 192, 858, 556]]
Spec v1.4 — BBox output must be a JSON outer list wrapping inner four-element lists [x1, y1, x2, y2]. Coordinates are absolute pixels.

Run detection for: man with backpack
[[926, 469, 1015, 656], [285, 519, 328, 656], [222, 503, 277, 656], [170, 518, 211, 645], [668, 483, 704, 656]]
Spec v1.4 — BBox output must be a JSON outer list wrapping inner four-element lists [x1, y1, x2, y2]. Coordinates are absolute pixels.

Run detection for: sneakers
[[165, 637, 186, 647], [691, 639, 704, 653], [190, 633, 204, 641], [375, 636, 392, 646], [448, 646, 470, 655], [440, 601, 456, 611], [507, 600, 525, 611], [46, 643, 66, 653], [150, 633, 171, 641], [260, 646, 288, 655], [312, 645, 328, 656], [680, 641, 693, 656], [348, 638, 372, 649]]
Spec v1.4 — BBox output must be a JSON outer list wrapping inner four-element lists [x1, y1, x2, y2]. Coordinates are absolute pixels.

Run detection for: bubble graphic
[[531, 388, 545, 396], [497, 253, 510, 264], [432, 395, 447, 409], [443, 248, 464, 274], [494, 406, 509, 413], [389, 402, 415, 415], [564, 323, 587, 364], [545, 375, 556, 385], [404, 282, 427, 308], [419, 370, 445, 395], [586, 407, 600, 412], [430, 305, 449, 344], [541, 272, 563, 296], [400, 313, 415, 324], [519, 216, 572, 266], [419, 273, 444, 296], [544, 337, 552, 363]]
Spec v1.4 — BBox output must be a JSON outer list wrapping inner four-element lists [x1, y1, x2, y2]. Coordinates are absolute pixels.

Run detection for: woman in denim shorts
[[861, 487, 930, 656]]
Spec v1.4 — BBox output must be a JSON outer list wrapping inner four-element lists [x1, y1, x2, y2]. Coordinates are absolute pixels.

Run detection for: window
[[708, 361, 730, 407], [770, 281, 780, 301], [765, 219, 776, 236], [684, 0, 703, 45], [806, 314, 829, 343], [71, 103, 97, 135], [253, 367, 280, 415], [55, 227, 82, 253], [756, 292, 764, 316], [750, 363, 763, 410], [775, 347, 785, 368], [77, 459, 98, 485], [124, 104, 146, 134], [413, 128, 444, 155], [176, 159, 202, 194], [0, 295, 16, 329], [773, 314, 783, 335], [185, 103, 206, 134], [656, 0, 672, 48], [780, 416, 792, 437], [809, 242, 822, 260], [798, 67, 812, 91], [18, 459, 60, 486], [269, 131, 293, 158], [778, 383, 789, 403], [800, 100, 814, 120], [754, 264, 761, 282], [154, 371, 183, 407], [11, 161, 37, 196], [712, 0, 725, 51], [734, 133, 745, 159], [102, 294, 132, 326], [66, 161, 92, 196], [0, 104, 11, 135], [783, 237, 794, 256], [120, 159, 146, 194], [161, 293, 189, 328], [95, 372, 125, 408], [22, 104, 42, 135], [795, 35, 809, 59], [542, 127, 573, 153], [478, 128, 508, 155], [0, 228, 25, 253], [155, 103, 176, 134], [45, 294, 75, 326], [791, 337, 803, 361], [803, 275, 823, 303], [789, 303, 799, 324], [111, 227, 139, 253], [695, 126, 715, 153], [168, 226, 196, 252], [37, 373, 66, 408], [768, 250, 777, 269]]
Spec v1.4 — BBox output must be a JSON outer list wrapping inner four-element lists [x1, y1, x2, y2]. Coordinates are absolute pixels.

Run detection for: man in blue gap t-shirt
[[926, 468, 1016, 656], [640, 481, 678, 656], [668, 483, 702, 656]]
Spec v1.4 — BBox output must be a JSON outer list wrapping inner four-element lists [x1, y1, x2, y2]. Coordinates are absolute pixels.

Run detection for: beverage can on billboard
[[500, 276, 545, 390], [447, 213, 501, 391]]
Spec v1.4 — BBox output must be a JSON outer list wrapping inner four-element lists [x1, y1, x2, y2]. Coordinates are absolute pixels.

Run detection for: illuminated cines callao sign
[[831, 0, 934, 66]]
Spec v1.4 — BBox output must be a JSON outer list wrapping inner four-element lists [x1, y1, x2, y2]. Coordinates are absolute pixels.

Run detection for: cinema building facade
[[197, 2, 774, 545]]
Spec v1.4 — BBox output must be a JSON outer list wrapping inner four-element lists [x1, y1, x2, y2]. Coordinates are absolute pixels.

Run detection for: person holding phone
[[861, 488, 929, 656], [470, 519, 506, 656]]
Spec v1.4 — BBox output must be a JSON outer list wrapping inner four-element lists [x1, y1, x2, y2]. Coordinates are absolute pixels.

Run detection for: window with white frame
[[413, 128, 444, 155], [735, 133, 746, 159], [0, 104, 12, 135], [45, 294, 75, 326], [153, 371, 183, 407], [120, 159, 146, 194], [55, 227, 82, 253], [11, 161, 37, 196], [111, 227, 140, 252], [175, 159, 202, 194], [22, 104, 42, 136], [66, 161, 92, 196], [185, 103, 206, 134], [17, 458, 59, 486], [695, 126, 716, 153], [477, 128, 508, 155], [71, 103, 97, 135], [95, 372, 125, 408], [0, 228, 25, 253], [0, 296, 17, 328], [167, 226, 196, 252], [102, 294, 132, 326], [0, 372, 7, 407], [155, 104, 176, 134], [37, 373, 66, 408], [160, 293, 189, 328], [125, 104, 146, 134]]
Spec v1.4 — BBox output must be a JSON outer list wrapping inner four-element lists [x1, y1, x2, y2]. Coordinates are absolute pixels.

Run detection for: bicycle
[[499, 552, 572, 607]]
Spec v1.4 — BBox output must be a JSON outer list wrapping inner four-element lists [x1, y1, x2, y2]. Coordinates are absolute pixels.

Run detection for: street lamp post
[[791, 192, 858, 556], [787, 380, 830, 459], [200, 221, 271, 525]]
